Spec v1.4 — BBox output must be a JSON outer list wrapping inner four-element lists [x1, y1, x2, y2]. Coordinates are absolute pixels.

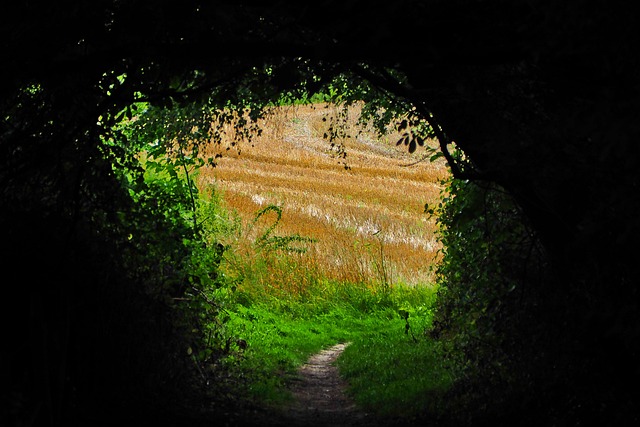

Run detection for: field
[[190, 103, 454, 417], [197, 103, 449, 288]]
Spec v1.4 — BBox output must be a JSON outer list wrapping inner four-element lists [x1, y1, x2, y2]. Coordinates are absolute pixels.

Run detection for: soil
[[281, 342, 371, 427], [240, 342, 411, 427]]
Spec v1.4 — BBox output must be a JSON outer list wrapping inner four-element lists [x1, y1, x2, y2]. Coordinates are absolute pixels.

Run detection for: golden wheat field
[[197, 103, 450, 287]]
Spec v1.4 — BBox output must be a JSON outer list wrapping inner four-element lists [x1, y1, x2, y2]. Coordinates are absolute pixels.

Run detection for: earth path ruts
[[282, 342, 370, 426]]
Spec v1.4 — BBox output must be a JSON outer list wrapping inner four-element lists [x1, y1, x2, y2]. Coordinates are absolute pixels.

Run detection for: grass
[[216, 278, 452, 418], [337, 318, 453, 418], [194, 102, 454, 420]]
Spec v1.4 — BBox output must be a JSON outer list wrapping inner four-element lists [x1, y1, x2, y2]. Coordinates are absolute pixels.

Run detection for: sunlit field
[[197, 103, 449, 288]]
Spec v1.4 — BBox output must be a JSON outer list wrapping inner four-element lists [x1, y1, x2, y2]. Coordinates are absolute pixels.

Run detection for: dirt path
[[222, 343, 412, 426], [281, 342, 372, 426]]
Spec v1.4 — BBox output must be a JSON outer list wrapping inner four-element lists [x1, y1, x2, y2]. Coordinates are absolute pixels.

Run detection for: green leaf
[[430, 152, 444, 161], [408, 139, 417, 153]]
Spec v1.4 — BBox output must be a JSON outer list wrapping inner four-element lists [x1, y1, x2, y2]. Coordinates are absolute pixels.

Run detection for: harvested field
[[197, 103, 449, 286]]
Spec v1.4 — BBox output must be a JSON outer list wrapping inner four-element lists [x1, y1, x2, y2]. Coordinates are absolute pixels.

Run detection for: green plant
[[426, 176, 547, 422], [368, 230, 392, 297], [217, 277, 443, 413], [338, 326, 453, 419], [252, 205, 316, 254]]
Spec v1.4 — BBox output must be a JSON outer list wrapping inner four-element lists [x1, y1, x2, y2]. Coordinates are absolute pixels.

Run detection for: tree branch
[[351, 64, 487, 181]]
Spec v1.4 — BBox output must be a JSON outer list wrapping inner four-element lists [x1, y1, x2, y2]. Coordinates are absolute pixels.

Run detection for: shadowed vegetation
[[2, 2, 639, 426]]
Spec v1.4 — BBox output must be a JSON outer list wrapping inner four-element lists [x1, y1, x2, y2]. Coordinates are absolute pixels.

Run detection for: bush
[[427, 178, 550, 424]]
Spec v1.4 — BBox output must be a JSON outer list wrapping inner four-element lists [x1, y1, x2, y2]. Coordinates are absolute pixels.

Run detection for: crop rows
[[198, 103, 449, 287]]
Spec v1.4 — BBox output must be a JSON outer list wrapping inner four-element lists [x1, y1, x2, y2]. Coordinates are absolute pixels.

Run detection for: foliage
[[251, 205, 316, 254], [426, 176, 550, 424], [3, 1, 640, 425]]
